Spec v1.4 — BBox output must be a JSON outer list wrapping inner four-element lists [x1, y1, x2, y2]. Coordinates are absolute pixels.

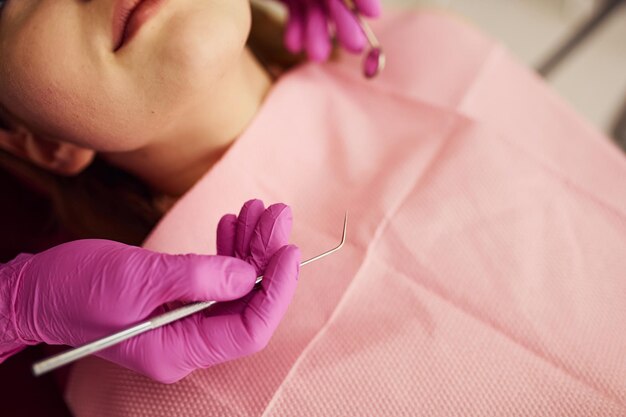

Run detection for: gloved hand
[[0, 199, 300, 384], [280, 0, 382, 61]]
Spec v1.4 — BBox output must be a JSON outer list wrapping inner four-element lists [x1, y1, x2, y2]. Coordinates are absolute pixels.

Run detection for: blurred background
[[384, 0, 626, 150]]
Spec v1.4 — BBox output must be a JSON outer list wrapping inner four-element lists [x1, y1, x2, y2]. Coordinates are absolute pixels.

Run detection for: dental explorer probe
[[32, 212, 348, 377]]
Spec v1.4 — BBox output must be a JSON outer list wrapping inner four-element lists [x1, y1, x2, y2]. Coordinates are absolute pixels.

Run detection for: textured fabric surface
[[64, 10, 626, 416]]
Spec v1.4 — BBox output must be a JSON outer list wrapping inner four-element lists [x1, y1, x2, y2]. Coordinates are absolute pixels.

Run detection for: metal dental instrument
[[343, 0, 386, 78], [32, 212, 348, 377]]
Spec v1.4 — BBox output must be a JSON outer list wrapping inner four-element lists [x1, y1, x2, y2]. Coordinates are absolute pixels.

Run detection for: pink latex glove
[[0, 199, 300, 384], [281, 0, 382, 62]]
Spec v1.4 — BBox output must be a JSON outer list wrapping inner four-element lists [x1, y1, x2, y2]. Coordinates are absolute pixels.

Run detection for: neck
[[101, 47, 272, 198]]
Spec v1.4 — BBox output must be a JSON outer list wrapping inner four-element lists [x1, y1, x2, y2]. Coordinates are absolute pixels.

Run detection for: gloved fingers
[[230, 245, 300, 355], [216, 213, 237, 256], [104, 256, 258, 383], [328, 0, 366, 53], [191, 245, 301, 367], [248, 203, 293, 274], [205, 202, 294, 317], [106, 320, 194, 384], [95, 246, 299, 383], [148, 254, 256, 306], [201, 290, 255, 317], [234, 199, 265, 259], [284, 0, 306, 53], [353, 0, 381, 17], [305, 2, 332, 62]]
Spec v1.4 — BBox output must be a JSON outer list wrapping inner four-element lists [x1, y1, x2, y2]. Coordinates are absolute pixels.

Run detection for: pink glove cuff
[[0, 253, 39, 363]]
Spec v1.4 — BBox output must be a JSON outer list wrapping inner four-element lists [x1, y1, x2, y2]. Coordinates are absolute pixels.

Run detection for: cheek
[[0, 6, 149, 152], [1, 16, 82, 136]]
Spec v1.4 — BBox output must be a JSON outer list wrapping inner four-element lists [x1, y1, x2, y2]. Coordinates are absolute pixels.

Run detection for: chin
[[107, 3, 253, 144], [152, 5, 251, 85]]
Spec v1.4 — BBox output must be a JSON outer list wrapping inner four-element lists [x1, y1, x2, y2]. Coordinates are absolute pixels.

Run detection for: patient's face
[[0, 0, 251, 152]]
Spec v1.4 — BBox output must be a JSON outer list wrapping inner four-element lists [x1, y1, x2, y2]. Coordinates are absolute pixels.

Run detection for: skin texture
[[0, 0, 382, 197], [0, 0, 272, 196]]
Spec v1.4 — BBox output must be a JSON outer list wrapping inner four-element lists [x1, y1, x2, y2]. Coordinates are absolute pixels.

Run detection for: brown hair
[[0, 4, 310, 247]]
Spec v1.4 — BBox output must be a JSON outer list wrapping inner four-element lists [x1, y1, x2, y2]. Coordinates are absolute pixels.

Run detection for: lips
[[112, 0, 164, 51]]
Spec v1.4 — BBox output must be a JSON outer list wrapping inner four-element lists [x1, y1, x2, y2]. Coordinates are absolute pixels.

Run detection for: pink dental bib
[[65, 11, 626, 416]]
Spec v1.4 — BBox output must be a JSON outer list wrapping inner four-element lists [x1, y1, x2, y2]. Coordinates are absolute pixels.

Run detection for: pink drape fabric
[[64, 10, 626, 416]]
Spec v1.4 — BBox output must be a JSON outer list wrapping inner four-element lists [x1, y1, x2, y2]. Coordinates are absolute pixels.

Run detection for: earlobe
[[0, 125, 95, 176], [46, 141, 97, 176]]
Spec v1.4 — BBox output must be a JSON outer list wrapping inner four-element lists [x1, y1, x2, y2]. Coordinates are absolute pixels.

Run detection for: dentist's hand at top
[[0, 199, 300, 383], [279, 0, 382, 61]]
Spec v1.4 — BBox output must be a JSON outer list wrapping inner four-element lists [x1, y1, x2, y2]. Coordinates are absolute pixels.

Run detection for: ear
[[0, 124, 95, 176]]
